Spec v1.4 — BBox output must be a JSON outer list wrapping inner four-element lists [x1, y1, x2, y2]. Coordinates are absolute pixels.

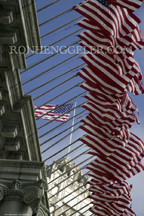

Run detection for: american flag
[[34, 104, 73, 122], [74, 0, 144, 215], [106, 0, 143, 11]]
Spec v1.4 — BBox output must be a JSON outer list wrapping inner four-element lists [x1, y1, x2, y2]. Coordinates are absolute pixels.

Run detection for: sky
[[127, 6, 144, 216], [20, 1, 144, 215]]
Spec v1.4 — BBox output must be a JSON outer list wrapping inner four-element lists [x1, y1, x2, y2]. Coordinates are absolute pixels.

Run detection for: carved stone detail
[[23, 186, 43, 210], [36, 202, 50, 216], [0, 179, 49, 215], [24, 187, 39, 203], [0, 189, 4, 201]]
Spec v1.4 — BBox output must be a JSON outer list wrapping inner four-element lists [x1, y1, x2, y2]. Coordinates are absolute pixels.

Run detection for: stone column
[[0, 179, 49, 216]]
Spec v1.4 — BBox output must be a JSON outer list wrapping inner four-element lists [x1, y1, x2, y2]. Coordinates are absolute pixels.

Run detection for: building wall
[[0, 1, 49, 215], [46, 158, 92, 216]]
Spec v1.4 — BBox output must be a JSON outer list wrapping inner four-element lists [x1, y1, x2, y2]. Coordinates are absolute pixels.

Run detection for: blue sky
[[128, 5, 144, 216], [21, 1, 144, 215]]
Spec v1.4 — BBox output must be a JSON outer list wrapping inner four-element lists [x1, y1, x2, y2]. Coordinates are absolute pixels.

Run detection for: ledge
[[0, 159, 44, 181]]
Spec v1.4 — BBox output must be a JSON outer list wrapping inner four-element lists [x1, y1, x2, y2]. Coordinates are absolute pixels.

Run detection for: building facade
[[0, 0, 49, 215], [46, 158, 92, 216]]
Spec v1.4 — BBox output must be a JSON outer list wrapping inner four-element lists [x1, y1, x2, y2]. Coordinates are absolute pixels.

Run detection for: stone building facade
[[0, 0, 49, 215], [46, 158, 92, 216]]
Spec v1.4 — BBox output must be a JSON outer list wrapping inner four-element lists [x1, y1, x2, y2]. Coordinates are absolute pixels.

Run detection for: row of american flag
[[73, 0, 144, 216]]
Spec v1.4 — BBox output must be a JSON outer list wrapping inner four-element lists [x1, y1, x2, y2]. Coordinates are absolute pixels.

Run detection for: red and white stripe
[[34, 104, 70, 122], [89, 150, 142, 176], [89, 193, 131, 205], [107, 0, 143, 11], [83, 52, 141, 82], [74, 1, 140, 37], [78, 30, 114, 51], [79, 65, 126, 94], [84, 92, 122, 111], [90, 201, 136, 216], [84, 92, 138, 113], [89, 181, 131, 196], [80, 81, 124, 102], [81, 115, 131, 140], [74, 0, 144, 215], [83, 113, 137, 137], [80, 54, 142, 93], [81, 133, 126, 157], [87, 160, 144, 182], [82, 101, 139, 124], [76, 18, 100, 32], [115, 56, 142, 77], [78, 26, 144, 57], [126, 74, 144, 95]]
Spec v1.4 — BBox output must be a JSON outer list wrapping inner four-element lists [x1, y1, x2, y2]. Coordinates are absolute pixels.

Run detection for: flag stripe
[[34, 104, 73, 122]]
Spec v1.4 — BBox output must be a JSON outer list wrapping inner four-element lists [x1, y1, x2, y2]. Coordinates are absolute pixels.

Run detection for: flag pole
[[67, 99, 77, 160]]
